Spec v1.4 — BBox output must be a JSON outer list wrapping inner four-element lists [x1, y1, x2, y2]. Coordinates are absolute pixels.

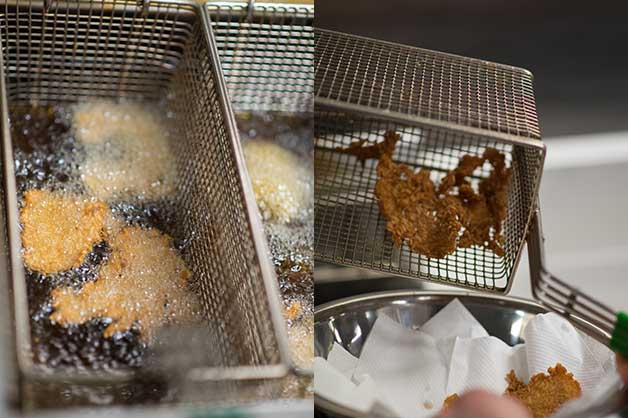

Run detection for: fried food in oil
[[442, 363, 581, 418], [283, 300, 313, 369], [335, 131, 400, 164], [73, 100, 166, 146], [505, 363, 581, 418], [20, 189, 108, 274], [244, 140, 312, 223], [51, 225, 199, 340], [81, 154, 175, 202], [74, 100, 176, 201], [287, 315, 314, 370], [285, 301, 303, 321], [338, 131, 510, 258]]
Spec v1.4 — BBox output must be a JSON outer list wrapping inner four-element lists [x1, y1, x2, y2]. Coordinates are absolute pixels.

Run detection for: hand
[[434, 390, 531, 418], [617, 354, 628, 384]]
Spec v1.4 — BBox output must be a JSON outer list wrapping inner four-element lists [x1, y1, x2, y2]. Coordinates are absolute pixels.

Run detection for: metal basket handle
[[246, 0, 255, 21], [527, 207, 628, 356], [42, 0, 150, 14], [137, 0, 150, 16]]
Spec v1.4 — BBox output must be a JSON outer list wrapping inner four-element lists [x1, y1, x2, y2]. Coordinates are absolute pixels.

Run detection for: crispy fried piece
[[81, 155, 175, 203], [441, 364, 581, 418], [75, 100, 176, 202], [440, 148, 511, 257], [244, 140, 312, 223], [375, 154, 463, 258], [287, 314, 314, 370], [74, 101, 163, 145], [442, 393, 460, 410], [505, 363, 582, 418], [336, 131, 400, 163], [20, 189, 108, 274], [51, 226, 199, 341], [336, 130, 511, 258]]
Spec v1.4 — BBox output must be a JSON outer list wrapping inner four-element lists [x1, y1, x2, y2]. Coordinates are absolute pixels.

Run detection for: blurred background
[[316, 0, 628, 138], [315, 0, 628, 312]]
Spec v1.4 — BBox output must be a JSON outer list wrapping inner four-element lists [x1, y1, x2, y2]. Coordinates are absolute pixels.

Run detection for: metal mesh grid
[[207, 1, 314, 113], [206, 2, 315, 382], [314, 30, 545, 293], [0, 0, 287, 399], [171, 21, 282, 368], [315, 29, 541, 140]]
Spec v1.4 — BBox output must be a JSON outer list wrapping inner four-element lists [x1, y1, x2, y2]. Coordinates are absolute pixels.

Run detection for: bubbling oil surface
[[10, 105, 314, 404], [238, 112, 314, 394], [11, 102, 190, 371]]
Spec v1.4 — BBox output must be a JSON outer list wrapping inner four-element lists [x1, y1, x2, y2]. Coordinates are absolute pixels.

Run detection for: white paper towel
[[315, 298, 618, 418], [447, 336, 527, 395], [523, 312, 609, 393], [353, 314, 448, 418], [314, 357, 375, 413], [420, 298, 489, 340], [327, 343, 359, 380]]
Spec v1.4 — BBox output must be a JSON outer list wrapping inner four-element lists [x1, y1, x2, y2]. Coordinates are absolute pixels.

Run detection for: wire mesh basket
[[0, 0, 290, 408], [314, 29, 628, 354], [207, 0, 314, 379], [314, 29, 545, 293], [207, 1, 313, 114]]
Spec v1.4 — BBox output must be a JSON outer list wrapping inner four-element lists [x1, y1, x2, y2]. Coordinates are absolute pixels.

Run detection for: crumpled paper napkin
[[315, 298, 617, 418]]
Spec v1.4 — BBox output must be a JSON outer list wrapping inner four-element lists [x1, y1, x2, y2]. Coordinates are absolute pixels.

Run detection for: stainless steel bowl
[[314, 291, 627, 418]]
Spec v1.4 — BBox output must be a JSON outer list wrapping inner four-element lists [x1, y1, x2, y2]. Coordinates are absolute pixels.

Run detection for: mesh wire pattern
[[207, 2, 315, 381], [315, 29, 540, 140], [314, 30, 545, 292], [0, 0, 287, 401], [207, 1, 314, 113]]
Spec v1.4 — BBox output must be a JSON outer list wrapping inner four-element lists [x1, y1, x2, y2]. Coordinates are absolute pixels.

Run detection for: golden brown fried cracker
[[504, 363, 581, 418], [442, 364, 581, 418], [51, 225, 198, 341], [375, 154, 463, 258], [74, 100, 177, 202], [338, 131, 511, 258], [244, 140, 312, 223], [20, 189, 108, 274]]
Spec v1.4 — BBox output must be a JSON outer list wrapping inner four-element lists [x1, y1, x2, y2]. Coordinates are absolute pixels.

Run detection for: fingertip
[[617, 354, 628, 384], [444, 390, 531, 418]]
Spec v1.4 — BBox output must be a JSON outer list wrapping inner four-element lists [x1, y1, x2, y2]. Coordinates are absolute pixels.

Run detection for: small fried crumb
[[285, 301, 302, 321], [335, 130, 401, 164], [442, 393, 459, 410]]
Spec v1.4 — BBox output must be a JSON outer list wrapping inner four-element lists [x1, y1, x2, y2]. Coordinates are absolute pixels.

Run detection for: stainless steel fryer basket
[[206, 0, 314, 378], [314, 29, 628, 353], [0, 0, 289, 407], [207, 0, 314, 114], [314, 29, 546, 293]]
